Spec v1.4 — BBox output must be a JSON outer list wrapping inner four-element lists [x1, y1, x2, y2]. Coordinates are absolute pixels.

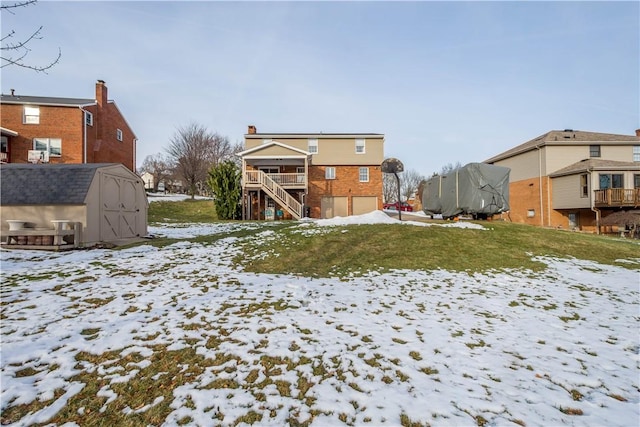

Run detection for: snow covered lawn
[[1, 214, 638, 426]]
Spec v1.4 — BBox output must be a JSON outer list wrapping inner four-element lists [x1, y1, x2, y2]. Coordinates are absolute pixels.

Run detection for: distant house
[[238, 125, 384, 219], [0, 80, 137, 171], [485, 129, 640, 233], [0, 163, 148, 246]]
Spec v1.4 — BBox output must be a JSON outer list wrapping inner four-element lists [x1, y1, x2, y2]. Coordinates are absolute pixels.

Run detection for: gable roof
[[485, 130, 639, 164], [0, 163, 117, 205], [237, 140, 310, 157], [549, 159, 640, 178]]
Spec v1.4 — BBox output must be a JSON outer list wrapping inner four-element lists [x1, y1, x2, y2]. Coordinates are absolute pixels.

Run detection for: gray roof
[[486, 130, 639, 163], [0, 163, 116, 205], [550, 159, 640, 177], [246, 132, 384, 138], [0, 94, 95, 107]]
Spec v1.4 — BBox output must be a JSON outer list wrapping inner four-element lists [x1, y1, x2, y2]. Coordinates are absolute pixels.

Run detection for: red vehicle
[[383, 202, 413, 212]]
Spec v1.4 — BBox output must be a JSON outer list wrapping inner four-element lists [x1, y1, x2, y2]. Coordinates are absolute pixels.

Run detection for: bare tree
[[439, 161, 462, 176], [139, 153, 172, 193], [1, 0, 61, 72], [383, 172, 398, 203], [166, 123, 237, 199], [400, 169, 425, 202], [383, 168, 425, 203]]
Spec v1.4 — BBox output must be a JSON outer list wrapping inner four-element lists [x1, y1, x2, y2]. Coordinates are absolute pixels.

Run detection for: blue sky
[[2, 0, 638, 175]]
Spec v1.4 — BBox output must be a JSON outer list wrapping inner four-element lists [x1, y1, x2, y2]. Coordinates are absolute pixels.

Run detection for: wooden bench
[[1, 221, 83, 250]]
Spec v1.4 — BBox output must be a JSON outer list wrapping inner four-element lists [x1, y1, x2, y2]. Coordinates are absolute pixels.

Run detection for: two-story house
[[238, 126, 384, 220], [0, 80, 137, 171], [485, 129, 640, 233]]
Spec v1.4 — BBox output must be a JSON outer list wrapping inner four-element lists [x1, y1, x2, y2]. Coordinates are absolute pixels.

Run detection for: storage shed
[[0, 163, 148, 246]]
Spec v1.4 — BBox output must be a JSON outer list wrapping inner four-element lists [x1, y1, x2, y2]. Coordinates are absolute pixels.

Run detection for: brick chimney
[[96, 80, 107, 107], [248, 125, 257, 134], [636, 129, 640, 137]]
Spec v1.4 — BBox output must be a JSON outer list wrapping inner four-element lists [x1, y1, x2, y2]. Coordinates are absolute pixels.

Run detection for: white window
[[85, 111, 93, 126], [355, 138, 365, 154], [325, 167, 336, 179], [359, 167, 369, 182], [634, 145, 640, 162], [23, 106, 40, 124], [33, 138, 62, 156], [116, 128, 123, 142], [527, 209, 535, 218], [308, 138, 318, 154], [262, 138, 272, 145]]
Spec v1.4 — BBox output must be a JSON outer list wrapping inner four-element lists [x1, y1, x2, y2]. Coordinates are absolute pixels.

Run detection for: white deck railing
[[244, 171, 303, 219]]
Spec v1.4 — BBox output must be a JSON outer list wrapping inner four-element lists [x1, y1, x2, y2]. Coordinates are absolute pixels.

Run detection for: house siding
[[494, 149, 542, 181], [245, 135, 384, 166], [552, 175, 590, 210]]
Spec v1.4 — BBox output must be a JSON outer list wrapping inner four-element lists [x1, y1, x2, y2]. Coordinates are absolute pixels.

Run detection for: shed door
[[101, 173, 140, 241], [352, 196, 378, 215], [321, 196, 348, 219]]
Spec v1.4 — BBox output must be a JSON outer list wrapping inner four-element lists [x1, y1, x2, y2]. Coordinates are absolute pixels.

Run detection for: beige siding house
[[238, 126, 384, 220], [485, 129, 640, 233]]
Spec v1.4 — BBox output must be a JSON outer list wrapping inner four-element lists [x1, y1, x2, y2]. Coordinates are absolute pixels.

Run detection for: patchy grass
[[147, 199, 218, 223], [236, 221, 639, 276]]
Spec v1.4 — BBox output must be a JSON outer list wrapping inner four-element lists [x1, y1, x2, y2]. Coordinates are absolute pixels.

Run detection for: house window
[[85, 111, 93, 126], [116, 129, 123, 141], [580, 174, 588, 198], [527, 209, 535, 218], [355, 138, 365, 154], [308, 138, 318, 154], [33, 138, 62, 156], [599, 173, 623, 189], [633, 146, 640, 162], [634, 174, 640, 189], [589, 145, 601, 157], [296, 166, 305, 183], [23, 106, 40, 124], [0, 136, 7, 153], [325, 167, 336, 179], [359, 167, 369, 182]]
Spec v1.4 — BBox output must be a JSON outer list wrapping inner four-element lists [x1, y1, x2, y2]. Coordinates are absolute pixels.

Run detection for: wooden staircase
[[254, 171, 303, 219]]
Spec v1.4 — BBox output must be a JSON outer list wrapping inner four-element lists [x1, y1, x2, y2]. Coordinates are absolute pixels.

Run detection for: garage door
[[321, 196, 348, 219], [352, 196, 378, 215], [101, 173, 141, 241]]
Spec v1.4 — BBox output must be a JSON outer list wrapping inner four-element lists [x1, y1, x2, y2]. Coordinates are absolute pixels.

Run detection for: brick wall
[[508, 177, 572, 228], [1, 103, 135, 170], [1, 81, 136, 171], [306, 165, 382, 217], [0, 104, 85, 164]]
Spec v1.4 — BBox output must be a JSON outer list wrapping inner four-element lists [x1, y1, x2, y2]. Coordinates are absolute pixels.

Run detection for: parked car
[[383, 202, 413, 212]]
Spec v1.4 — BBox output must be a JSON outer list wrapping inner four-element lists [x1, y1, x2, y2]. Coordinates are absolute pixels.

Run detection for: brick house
[[0, 80, 137, 171], [485, 129, 640, 233], [238, 126, 384, 219]]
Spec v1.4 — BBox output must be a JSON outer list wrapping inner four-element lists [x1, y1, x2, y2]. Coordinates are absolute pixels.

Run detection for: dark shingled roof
[[0, 94, 95, 106], [0, 163, 117, 205]]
